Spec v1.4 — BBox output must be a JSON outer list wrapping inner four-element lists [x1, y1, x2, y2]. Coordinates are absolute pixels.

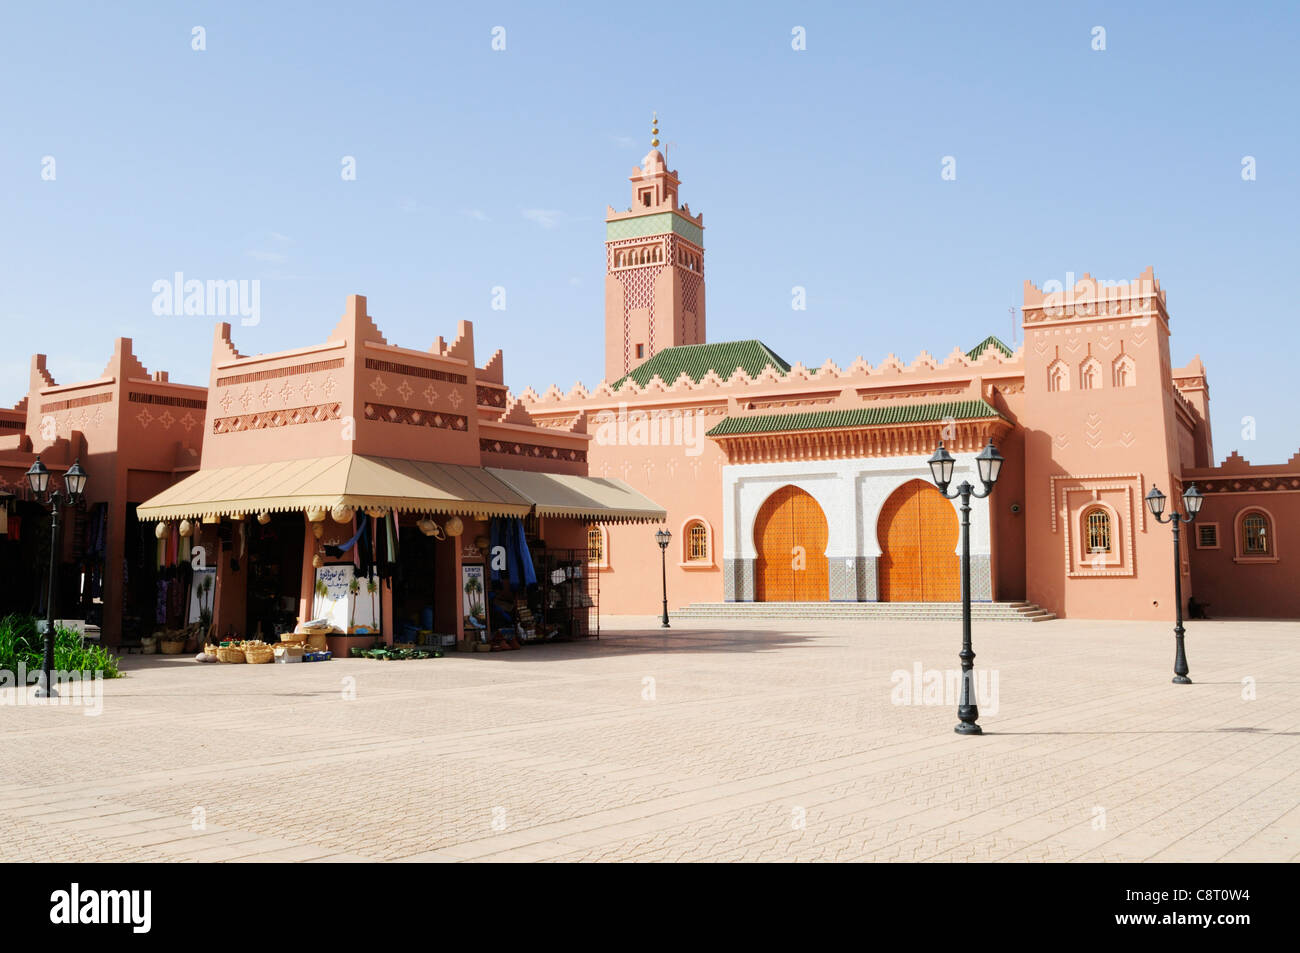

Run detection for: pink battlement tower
[[604, 114, 706, 382]]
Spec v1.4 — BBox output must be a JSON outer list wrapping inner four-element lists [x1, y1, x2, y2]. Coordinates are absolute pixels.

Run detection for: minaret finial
[[651, 111, 660, 148]]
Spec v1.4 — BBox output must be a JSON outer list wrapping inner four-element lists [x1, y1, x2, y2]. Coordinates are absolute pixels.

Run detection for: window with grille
[[1197, 524, 1218, 548], [1085, 508, 1111, 553], [1242, 512, 1270, 555], [686, 521, 708, 561], [587, 525, 604, 565]]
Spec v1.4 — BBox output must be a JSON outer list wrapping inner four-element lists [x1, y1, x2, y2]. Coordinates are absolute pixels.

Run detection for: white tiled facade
[[721, 453, 993, 602]]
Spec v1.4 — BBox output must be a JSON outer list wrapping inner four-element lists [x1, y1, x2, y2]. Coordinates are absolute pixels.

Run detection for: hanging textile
[[489, 518, 503, 583], [324, 518, 367, 559], [513, 519, 537, 586], [359, 516, 375, 580]]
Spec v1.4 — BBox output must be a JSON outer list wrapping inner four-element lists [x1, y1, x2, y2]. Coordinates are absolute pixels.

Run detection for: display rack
[[534, 548, 599, 641]]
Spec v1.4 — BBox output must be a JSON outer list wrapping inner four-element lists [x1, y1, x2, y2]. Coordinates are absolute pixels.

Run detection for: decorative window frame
[[678, 515, 715, 569], [1233, 506, 1279, 564], [587, 524, 610, 570], [1078, 502, 1120, 567], [1195, 521, 1220, 550], [1053, 476, 1142, 577]]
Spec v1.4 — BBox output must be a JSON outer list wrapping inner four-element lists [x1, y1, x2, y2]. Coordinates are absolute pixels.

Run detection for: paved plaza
[[1, 616, 1297, 863]]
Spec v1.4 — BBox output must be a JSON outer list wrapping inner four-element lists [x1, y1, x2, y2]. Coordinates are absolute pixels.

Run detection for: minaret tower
[[604, 113, 706, 382]]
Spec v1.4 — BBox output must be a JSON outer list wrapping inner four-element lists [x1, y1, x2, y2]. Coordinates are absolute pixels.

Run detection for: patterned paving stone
[[0, 616, 1296, 862]]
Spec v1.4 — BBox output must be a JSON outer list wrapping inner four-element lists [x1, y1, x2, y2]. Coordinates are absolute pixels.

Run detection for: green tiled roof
[[966, 335, 1014, 360], [706, 400, 1003, 437], [614, 340, 790, 389], [606, 211, 704, 247]]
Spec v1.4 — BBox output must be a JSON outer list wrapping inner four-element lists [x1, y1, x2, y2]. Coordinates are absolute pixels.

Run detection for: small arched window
[[587, 524, 605, 566], [686, 520, 709, 561], [1241, 511, 1271, 555], [1048, 362, 1068, 392], [1112, 354, 1135, 388], [1084, 507, 1112, 554]]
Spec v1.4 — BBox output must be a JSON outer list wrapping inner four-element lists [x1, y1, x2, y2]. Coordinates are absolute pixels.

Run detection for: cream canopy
[[486, 468, 665, 523], [136, 455, 531, 521], [136, 454, 665, 524]]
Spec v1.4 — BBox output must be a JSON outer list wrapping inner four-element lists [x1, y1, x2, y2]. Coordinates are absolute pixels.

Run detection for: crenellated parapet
[[522, 339, 1024, 413], [1023, 266, 1168, 327]]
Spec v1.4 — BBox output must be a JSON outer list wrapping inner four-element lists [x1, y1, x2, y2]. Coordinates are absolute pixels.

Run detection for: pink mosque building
[[0, 121, 1296, 645], [518, 131, 1300, 622]]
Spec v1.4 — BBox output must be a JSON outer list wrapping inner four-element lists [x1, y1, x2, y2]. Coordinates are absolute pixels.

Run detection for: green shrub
[[0, 614, 121, 679]]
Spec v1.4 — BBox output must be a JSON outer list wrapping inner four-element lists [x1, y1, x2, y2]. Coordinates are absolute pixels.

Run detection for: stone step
[[673, 601, 1056, 622]]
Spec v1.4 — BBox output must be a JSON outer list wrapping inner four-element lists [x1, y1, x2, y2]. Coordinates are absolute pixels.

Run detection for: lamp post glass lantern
[[655, 528, 672, 628], [1145, 482, 1201, 684], [929, 439, 1002, 735], [24, 457, 90, 698]]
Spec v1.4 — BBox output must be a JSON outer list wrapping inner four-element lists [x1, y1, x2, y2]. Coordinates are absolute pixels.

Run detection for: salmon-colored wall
[[1020, 270, 1192, 620], [14, 340, 207, 644], [1185, 450, 1300, 619], [1188, 492, 1300, 618], [986, 385, 1027, 602], [587, 419, 726, 613]]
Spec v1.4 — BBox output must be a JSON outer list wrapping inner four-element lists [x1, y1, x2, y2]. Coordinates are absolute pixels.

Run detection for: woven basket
[[216, 645, 246, 664], [306, 632, 329, 651], [159, 639, 186, 655], [245, 643, 275, 664], [280, 632, 305, 643], [203, 643, 219, 656]]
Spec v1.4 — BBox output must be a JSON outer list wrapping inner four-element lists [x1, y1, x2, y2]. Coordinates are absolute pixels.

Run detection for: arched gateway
[[753, 485, 829, 601], [877, 479, 960, 602]]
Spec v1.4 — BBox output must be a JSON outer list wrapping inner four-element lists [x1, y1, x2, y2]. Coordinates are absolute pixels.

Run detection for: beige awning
[[487, 468, 666, 524], [136, 455, 533, 521]]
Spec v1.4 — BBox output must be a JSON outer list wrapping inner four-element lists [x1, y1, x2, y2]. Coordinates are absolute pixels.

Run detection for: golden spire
[[651, 111, 660, 148]]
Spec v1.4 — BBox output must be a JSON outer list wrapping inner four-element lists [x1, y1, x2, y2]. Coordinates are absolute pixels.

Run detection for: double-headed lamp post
[[24, 457, 90, 698], [927, 438, 1004, 735], [1144, 482, 1203, 684], [655, 528, 672, 628]]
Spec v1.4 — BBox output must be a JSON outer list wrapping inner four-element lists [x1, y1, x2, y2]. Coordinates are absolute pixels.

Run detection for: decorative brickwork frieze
[[365, 402, 468, 431], [477, 385, 507, 408], [128, 392, 207, 410], [479, 438, 586, 463], [213, 402, 342, 434], [216, 358, 345, 387], [40, 392, 112, 413], [364, 358, 467, 385]]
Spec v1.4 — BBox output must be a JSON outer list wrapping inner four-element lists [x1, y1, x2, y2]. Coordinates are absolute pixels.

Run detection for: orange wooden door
[[877, 479, 959, 601], [754, 485, 829, 601]]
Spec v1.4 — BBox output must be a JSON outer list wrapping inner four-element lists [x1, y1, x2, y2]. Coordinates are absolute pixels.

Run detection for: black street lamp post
[[655, 528, 672, 628], [1144, 482, 1203, 684], [928, 438, 1003, 735], [24, 457, 89, 698]]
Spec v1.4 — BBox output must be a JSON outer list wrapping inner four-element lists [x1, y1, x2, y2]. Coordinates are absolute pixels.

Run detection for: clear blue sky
[[2, 1, 1296, 464]]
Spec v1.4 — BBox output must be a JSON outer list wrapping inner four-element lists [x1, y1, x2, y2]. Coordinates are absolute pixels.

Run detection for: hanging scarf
[[490, 517, 504, 583], [324, 518, 367, 559], [514, 518, 537, 586]]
